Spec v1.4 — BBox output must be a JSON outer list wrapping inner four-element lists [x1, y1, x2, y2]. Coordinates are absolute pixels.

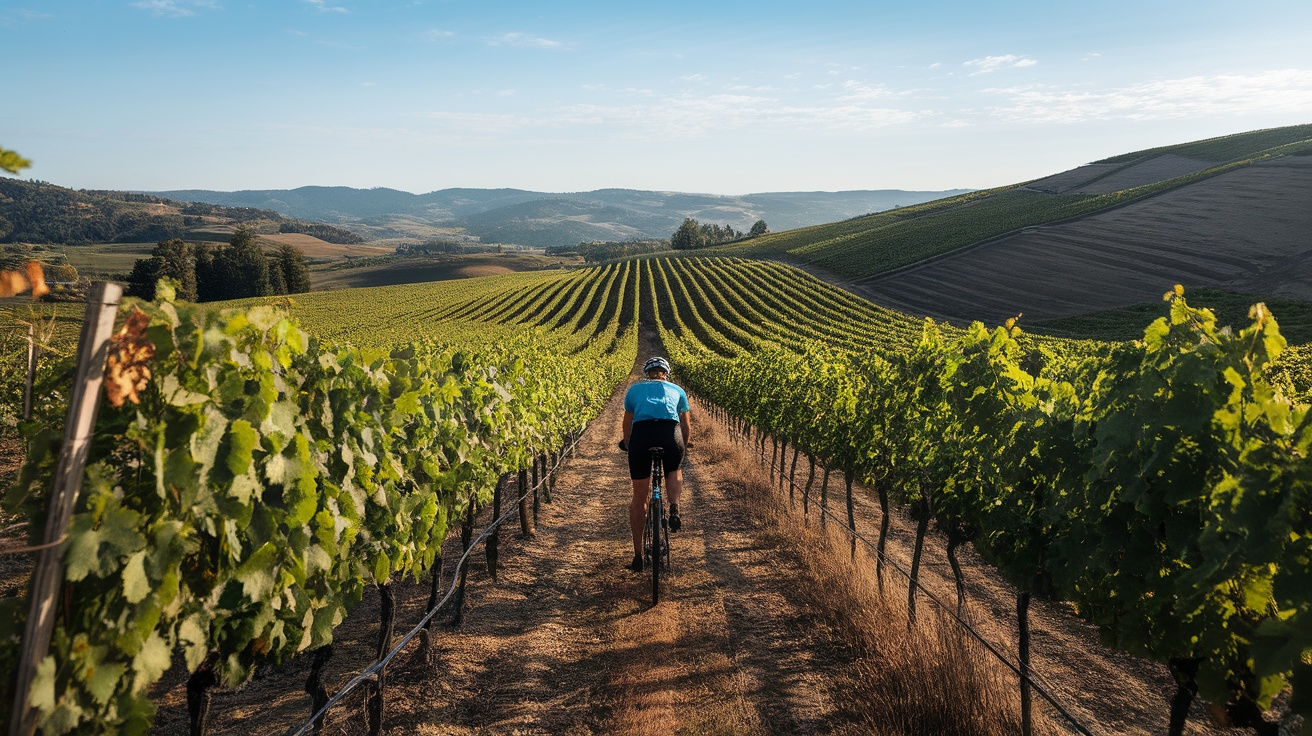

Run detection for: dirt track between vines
[[149, 332, 1238, 736]]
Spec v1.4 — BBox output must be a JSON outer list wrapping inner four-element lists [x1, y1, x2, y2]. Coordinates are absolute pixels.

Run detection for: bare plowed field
[[257, 233, 392, 259], [1069, 154, 1214, 195], [858, 156, 1312, 324]]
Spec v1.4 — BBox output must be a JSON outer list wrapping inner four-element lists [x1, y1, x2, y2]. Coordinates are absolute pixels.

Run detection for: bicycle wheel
[[649, 495, 662, 605]]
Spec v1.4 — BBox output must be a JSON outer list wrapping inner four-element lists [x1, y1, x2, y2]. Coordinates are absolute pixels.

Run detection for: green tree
[[193, 229, 271, 301], [194, 245, 219, 301], [273, 243, 312, 294], [125, 257, 160, 300], [671, 218, 707, 250], [749, 219, 768, 237], [268, 256, 288, 295], [126, 239, 198, 301], [221, 228, 272, 299]]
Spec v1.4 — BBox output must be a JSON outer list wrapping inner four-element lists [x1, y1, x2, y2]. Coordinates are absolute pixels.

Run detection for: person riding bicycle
[[618, 356, 691, 572]]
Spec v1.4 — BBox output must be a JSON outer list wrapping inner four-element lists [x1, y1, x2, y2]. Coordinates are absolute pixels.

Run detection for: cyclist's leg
[[667, 469, 683, 508], [630, 477, 649, 557], [661, 423, 685, 508]]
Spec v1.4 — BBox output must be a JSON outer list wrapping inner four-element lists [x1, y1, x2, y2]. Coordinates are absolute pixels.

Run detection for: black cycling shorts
[[628, 419, 684, 480]]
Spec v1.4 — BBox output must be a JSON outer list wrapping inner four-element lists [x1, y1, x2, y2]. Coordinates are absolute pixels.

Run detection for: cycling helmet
[[643, 356, 671, 375]]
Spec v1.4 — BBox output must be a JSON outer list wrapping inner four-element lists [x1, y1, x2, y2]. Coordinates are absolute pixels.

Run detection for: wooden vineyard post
[[543, 450, 555, 503], [23, 323, 37, 421], [819, 467, 830, 529], [802, 454, 816, 518], [526, 457, 538, 535], [451, 500, 478, 626], [788, 445, 800, 498], [845, 474, 857, 560], [517, 467, 531, 538], [367, 584, 396, 736], [907, 496, 930, 629], [1018, 591, 1033, 736], [770, 437, 779, 484], [304, 646, 334, 736], [778, 439, 789, 489], [9, 283, 122, 736], [488, 475, 503, 580], [186, 664, 217, 736], [1167, 658, 1201, 736], [531, 453, 541, 526], [876, 480, 891, 590]]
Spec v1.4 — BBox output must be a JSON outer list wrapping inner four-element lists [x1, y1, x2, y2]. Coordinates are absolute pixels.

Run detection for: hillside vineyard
[[5, 256, 1311, 733]]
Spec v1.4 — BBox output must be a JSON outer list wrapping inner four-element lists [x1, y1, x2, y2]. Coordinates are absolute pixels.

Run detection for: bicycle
[[643, 447, 670, 605]]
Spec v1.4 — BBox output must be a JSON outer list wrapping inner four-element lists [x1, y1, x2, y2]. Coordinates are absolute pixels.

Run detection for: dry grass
[[696, 409, 1040, 736]]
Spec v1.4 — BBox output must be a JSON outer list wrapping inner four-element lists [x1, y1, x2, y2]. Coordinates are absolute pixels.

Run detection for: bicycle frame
[[643, 447, 670, 604]]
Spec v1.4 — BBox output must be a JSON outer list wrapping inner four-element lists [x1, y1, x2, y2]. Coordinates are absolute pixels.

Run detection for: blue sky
[[4, 0, 1312, 194]]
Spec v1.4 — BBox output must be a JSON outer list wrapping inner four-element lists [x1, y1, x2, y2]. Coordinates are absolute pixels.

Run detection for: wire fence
[[703, 398, 1096, 736], [282, 433, 584, 736]]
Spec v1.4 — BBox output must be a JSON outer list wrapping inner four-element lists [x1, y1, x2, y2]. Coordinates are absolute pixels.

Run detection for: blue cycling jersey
[[624, 379, 690, 422]]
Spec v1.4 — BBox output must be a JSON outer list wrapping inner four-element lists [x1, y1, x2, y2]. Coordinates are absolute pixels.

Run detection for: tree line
[[546, 240, 669, 262], [671, 218, 767, 250], [0, 178, 364, 246], [126, 229, 311, 302]]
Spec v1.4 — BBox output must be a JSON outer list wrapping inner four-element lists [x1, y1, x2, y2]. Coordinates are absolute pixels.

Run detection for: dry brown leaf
[[0, 269, 29, 298], [105, 308, 156, 407], [26, 261, 49, 299]]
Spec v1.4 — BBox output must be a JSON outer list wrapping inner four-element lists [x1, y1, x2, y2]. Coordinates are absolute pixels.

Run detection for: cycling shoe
[[669, 505, 682, 532], [629, 554, 643, 572]]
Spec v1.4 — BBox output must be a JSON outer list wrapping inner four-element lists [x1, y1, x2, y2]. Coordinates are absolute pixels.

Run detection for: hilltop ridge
[[721, 123, 1312, 326]]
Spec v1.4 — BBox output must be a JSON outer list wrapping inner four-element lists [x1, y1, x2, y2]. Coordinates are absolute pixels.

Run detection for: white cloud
[[963, 55, 1037, 75], [303, 0, 347, 13], [783, 73, 802, 80], [985, 69, 1312, 124], [131, 0, 219, 17], [840, 80, 894, 101], [927, 62, 942, 70], [415, 92, 926, 142], [423, 29, 455, 40], [557, 95, 926, 138], [680, 74, 708, 82], [487, 32, 567, 50], [0, 9, 51, 26]]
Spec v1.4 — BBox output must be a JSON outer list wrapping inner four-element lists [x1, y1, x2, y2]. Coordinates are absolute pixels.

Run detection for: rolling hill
[[0, 180, 365, 247], [722, 123, 1312, 326], [148, 186, 971, 246]]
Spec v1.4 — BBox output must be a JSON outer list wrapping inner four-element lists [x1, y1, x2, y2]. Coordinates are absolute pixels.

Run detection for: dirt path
[[371, 348, 859, 735]]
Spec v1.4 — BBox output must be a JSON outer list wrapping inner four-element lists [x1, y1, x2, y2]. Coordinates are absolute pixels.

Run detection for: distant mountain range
[[147, 187, 972, 247]]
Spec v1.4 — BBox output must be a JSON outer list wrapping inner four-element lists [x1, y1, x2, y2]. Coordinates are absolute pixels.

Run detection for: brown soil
[[310, 254, 574, 292], [857, 156, 1312, 324], [1025, 164, 1123, 194], [1069, 154, 1214, 195], [257, 233, 393, 260], [450, 265, 515, 279]]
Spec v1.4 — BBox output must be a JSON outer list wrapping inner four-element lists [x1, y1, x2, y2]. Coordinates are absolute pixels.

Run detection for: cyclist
[[618, 356, 691, 572]]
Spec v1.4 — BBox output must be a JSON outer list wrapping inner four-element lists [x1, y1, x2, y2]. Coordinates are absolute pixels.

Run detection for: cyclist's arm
[[622, 411, 634, 445], [679, 411, 691, 446]]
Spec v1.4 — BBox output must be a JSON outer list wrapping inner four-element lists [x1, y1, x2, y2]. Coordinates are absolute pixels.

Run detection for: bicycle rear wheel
[[648, 495, 662, 604]]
